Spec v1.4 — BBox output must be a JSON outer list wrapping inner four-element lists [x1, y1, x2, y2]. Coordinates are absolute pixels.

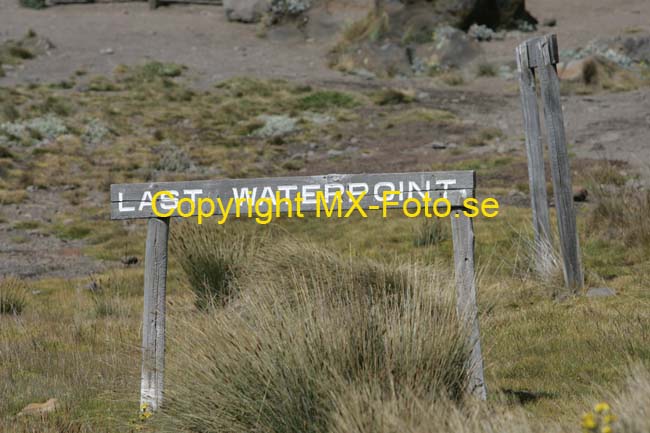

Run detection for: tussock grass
[[587, 184, 650, 248], [172, 220, 267, 309], [0, 277, 28, 315], [162, 241, 470, 433]]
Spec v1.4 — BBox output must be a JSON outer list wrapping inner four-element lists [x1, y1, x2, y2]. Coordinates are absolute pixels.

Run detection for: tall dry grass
[[171, 221, 267, 309], [160, 240, 471, 433]]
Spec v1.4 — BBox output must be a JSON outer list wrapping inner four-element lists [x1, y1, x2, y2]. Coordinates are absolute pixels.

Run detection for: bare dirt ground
[[1, 0, 650, 279]]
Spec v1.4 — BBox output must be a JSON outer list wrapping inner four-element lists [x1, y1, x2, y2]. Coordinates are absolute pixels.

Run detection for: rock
[[18, 399, 59, 417], [586, 287, 616, 298], [573, 187, 588, 202], [254, 115, 299, 138], [433, 0, 536, 29], [100, 48, 114, 55], [223, 0, 269, 23], [424, 25, 482, 68], [430, 141, 447, 149], [621, 35, 650, 63], [327, 149, 344, 157], [543, 17, 557, 27], [557, 56, 600, 83], [121, 255, 139, 266]]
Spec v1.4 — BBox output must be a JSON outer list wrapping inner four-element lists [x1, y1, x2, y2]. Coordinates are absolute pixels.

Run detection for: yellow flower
[[601, 427, 612, 433], [594, 403, 611, 414], [604, 414, 617, 424], [582, 412, 597, 430]]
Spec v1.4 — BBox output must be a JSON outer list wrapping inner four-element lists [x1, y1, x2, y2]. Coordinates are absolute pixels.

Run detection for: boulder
[[224, 0, 269, 23], [421, 0, 536, 29], [429, 25, 481, 68]]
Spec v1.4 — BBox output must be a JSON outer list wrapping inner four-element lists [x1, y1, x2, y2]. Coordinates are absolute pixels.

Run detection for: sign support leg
[[141, 217, 170, 411], [451, 211, 487, 400]]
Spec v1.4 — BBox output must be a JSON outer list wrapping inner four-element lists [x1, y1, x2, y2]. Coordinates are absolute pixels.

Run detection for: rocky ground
[[1, 0, 650, 279]]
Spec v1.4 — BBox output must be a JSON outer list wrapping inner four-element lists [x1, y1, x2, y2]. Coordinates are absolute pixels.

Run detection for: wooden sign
[[111, 171, 476, 220], [110, 170, 486, 410]]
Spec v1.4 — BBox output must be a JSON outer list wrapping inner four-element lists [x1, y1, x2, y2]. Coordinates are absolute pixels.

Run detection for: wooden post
[[141, 217, 170, 411], [533, 35, 584, 291], [451, 210, 486, 400], [516, 41, 554, 277]]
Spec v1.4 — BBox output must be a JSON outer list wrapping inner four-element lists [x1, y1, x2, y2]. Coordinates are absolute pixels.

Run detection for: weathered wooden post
[[141, 217, 170, 411], [517, 34, 584, 291], [516, 42, 554, 277], [451, 209, 486, 400]]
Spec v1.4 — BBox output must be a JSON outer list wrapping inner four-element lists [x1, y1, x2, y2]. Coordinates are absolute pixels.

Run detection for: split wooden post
[[141, 217, 170, 411], [451, 210, 486, 400], [515, 42, 554, 277], [517, 34, 584, 291]]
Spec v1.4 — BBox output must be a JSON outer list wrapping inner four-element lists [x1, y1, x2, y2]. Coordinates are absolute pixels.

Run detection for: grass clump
[[0, 277, 28, 315], [413, 218, 449, 247], [172, 221, 265, 309], [162, 240, 469, 433], [588, 185, 650, 248], [465, 127, 504, 147], [297, 90, 359, 111], [372, 88, 415, 105], [387, 108, 457, 125], [19, 0, 46, 9], [135, 61, 184, 80], [476, 62, 497, 77]]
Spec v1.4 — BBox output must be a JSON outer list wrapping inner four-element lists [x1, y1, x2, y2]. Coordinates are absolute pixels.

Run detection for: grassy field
[[1, 60, 650, 432]]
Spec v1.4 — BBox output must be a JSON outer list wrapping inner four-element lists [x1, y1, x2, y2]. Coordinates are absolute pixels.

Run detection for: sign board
[[110, 171, 475, 220], [110, 170, 486, 411]]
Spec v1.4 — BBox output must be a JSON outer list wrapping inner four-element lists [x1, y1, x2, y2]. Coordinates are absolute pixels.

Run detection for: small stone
[[543, 18, 557, 27], [327, 149, 344, 157], [100, 48, 114, 55], [586, 287, 616, 298]]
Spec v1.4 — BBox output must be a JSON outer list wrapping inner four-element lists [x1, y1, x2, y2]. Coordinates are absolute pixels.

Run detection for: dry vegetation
[[1, 61, 650, 433]]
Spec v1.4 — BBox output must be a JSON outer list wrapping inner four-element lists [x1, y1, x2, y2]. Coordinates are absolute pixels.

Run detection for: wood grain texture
[[534, 35, 584, 291], [111, 171, 475, 220], [516, 42, 555, 276], [141, 218, 169, 411], [451, 211, 486, 400]]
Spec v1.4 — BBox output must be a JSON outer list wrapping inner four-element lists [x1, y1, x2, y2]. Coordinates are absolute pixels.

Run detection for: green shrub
[[19, 0, 46, 9], [0, 277, 28, 315], [8, 46, 34, 60], [171, 221, 265, 309], [297, 90, 358, 111], [161, 243, 469, 433]]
